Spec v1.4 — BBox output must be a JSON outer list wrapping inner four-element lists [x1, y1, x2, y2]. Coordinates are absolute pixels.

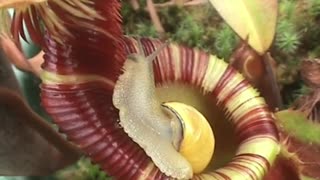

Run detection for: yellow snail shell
[[162, 102, 215, 174]]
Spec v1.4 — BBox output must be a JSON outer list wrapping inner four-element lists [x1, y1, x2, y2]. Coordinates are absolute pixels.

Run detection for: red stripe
[[197, 52, 209, 87], [212, 67, 237, 96], [214, 171, 231, 180], [220, 80, 250, 107], [235, 153, 271, 170], [227, 163, 257, 180], [236, 119, 278, 142]]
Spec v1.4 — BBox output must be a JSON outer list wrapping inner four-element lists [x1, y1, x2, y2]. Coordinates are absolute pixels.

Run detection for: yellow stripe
[[235, 156, 267, 175], [202, 56, 228, 93], [237, 136, 280, 164], [206, 172, 226, 180], [231, 159, 265, 178], [202, 55, 217, 93], [227, 87, 261, 112], [236, 111, 272, 129], [225, 87, 262, 119], [132, 39, 140, 54], [217, 73, 245, 104], [40, 70, 115, 87], [191, 50, 199, 84], [138, 162, 156, 180], [215, 167, 253, 180], [170, 43, 181, 80], [232, 97, 266, 124], [198, 173, 220, 180]]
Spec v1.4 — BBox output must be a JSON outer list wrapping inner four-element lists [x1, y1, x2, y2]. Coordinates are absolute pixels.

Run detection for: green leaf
[[209, 0, 278, 54], [275, 110, 320, 144], [301, 175, 318, 180]]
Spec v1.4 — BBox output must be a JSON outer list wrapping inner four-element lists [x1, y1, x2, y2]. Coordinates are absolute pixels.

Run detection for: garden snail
[[112, 40, 215, 178], [0, 0, 280, 179]]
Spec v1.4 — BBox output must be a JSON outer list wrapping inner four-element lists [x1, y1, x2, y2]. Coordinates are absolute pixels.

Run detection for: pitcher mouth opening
[[156, 83, 237, 172]]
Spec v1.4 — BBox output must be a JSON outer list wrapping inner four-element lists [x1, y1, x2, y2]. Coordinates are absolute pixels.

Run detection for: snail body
[[113, 41, 193, 179]]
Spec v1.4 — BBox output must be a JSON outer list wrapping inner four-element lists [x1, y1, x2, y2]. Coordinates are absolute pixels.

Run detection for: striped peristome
[[40, 36, 280, 180]]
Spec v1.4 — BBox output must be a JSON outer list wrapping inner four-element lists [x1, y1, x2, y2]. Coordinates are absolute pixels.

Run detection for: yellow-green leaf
[[275, 110, 320, 144], [209, 0, 278, 54]]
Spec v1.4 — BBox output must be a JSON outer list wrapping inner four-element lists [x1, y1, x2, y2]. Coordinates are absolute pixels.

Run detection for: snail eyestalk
[[113, 40, 215, 179]]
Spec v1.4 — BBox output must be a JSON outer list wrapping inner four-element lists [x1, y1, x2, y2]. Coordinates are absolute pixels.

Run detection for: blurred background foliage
[[123, 0, 320, 107], [0, 158, 109, 180], [1, 0, 320, 179]]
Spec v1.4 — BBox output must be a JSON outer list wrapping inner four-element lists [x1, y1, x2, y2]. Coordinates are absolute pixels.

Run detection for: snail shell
[[162, 102, 215, 174]]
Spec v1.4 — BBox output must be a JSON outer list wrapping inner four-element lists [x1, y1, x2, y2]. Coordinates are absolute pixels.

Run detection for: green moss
[[279, 0, 297, 21], [214, 23, 239, 59], [275, 30, 301, 54], [276, 110, 320, 144], [309, 0, 320, 17], [275, 2, 301, 55], [122, 2, 159, 38], [292, 84, 311, 99], [122, 3, 222, 53], [171, 15, 205, 48], [54, 158, 110, 180]]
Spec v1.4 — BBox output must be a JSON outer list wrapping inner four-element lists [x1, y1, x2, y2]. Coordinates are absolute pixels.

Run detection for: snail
[[0, 0, 280, 179], [112, 40, 215, 179]]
